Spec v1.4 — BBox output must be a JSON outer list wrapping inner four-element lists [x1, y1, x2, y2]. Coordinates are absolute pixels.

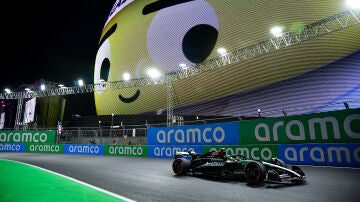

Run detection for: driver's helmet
[[214, 148, 226, 158]]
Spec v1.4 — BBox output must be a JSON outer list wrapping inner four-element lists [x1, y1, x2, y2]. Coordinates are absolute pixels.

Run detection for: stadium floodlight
[[270, 26, 283, 37], [123, 72, 130, 81], [40, 84, 46, 91], [179, 63, 187, 70], [111, 113, 114, 127], [78, 79, 84, 86], [110, 113, 114, 136], [217, 47, 227, 56], [346, 0, 360, 10], [4, 88, 11, 94], [58, 84, 65, 88], [147, 68, 161, 79], [257, 108, 261, 118]]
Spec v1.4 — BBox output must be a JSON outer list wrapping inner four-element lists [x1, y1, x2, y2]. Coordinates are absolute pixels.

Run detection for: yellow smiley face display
[[94, 0, 360, 115]]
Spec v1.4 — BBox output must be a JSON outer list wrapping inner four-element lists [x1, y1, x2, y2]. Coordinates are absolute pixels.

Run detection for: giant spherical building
[[94, 0, 360, 117]]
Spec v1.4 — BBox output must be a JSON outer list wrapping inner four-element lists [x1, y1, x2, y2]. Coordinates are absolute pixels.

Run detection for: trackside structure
[[1, 108, 359, 168]]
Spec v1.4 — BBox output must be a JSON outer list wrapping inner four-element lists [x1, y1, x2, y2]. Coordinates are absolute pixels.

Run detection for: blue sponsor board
[[0, 143, 25, 152], [147, 122, 240, 145], [278, 143, 360, 167], [64, 144, 104, 155], [148, 145, 202, 158]]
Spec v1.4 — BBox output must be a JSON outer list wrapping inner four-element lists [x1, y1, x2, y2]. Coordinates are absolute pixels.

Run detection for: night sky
[[1, 1, 116, 118]]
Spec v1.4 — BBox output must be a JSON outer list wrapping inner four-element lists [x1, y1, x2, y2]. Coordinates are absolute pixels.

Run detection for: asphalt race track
[[1, 153, 359, 202]]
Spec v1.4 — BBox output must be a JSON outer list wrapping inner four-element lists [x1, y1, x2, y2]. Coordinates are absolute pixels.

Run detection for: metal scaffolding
[[14, 98, 23, 130], [166, 76, 174, 127], [1, 10, 359, 127]]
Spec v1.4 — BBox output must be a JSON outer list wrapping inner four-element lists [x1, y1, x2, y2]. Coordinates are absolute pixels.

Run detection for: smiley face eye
[[146, 0, 218, 72], [94, 39, 111, 93], [100, 58, 110, 82], [183, 24, 218, 63]]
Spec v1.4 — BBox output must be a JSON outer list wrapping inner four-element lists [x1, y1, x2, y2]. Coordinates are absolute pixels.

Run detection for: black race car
[[172, 150, 305, 185]]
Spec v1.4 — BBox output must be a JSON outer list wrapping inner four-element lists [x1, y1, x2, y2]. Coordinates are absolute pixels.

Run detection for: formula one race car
[[172, 150, 305, 185]]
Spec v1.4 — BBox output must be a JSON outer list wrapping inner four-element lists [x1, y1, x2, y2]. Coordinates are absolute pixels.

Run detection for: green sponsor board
[[0, 130, 56, 144], [104, 145, 148, 157], [202, 145, 278, 161], [239, 109, 360, 144], [26, 143, 64, 153]]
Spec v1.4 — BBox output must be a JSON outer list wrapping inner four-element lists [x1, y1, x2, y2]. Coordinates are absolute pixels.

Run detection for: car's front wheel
[[244, 161, 266, 185]]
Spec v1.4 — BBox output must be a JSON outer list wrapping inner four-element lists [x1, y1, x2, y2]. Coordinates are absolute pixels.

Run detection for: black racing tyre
[[172, 158, 191, 175], [244, 161, 266, 185]]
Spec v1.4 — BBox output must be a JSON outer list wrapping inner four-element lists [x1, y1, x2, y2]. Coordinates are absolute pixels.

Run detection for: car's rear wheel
[[172, 158, 191, 175], [244, 161, 266, 185]]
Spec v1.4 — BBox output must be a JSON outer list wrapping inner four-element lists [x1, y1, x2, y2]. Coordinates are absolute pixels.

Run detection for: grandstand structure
[[1, 10, 359, 129]]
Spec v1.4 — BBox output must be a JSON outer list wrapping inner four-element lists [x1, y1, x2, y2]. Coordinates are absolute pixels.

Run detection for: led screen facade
[[94, 0, 360, 116], [0, 112, 4, 129]]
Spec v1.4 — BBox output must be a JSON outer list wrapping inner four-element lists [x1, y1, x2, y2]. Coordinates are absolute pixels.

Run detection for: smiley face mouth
[[119, 89, 140, 103]]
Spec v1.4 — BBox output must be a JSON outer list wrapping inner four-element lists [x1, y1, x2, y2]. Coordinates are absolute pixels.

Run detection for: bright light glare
[[217, 47, 227, 55], [123, 72, 131, 81], [4, 88, 11, 94], [78, 79, 84, 86], [179, 63, 187, 69], [346, 0, 360, 9], [40, 84, 46, 91], [25, 88, 31, 91], [270, 26, 283, 37], [147, 68, 161, 79]]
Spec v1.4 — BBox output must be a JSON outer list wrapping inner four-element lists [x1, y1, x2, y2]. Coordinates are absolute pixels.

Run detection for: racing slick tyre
[[172, 158, 191, 175], [244, 161, 266, 185]]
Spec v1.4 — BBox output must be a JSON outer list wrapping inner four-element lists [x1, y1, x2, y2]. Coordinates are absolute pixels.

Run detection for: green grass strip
[[0, 159, 135, 202]]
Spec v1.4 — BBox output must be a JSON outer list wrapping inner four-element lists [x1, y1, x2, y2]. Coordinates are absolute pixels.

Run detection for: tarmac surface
[[1, 153, 359, 202]]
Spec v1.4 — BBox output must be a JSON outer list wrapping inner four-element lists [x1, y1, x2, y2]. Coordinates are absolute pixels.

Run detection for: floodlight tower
[[166, 75, 174, 127], [14, 98, 24, 130]]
